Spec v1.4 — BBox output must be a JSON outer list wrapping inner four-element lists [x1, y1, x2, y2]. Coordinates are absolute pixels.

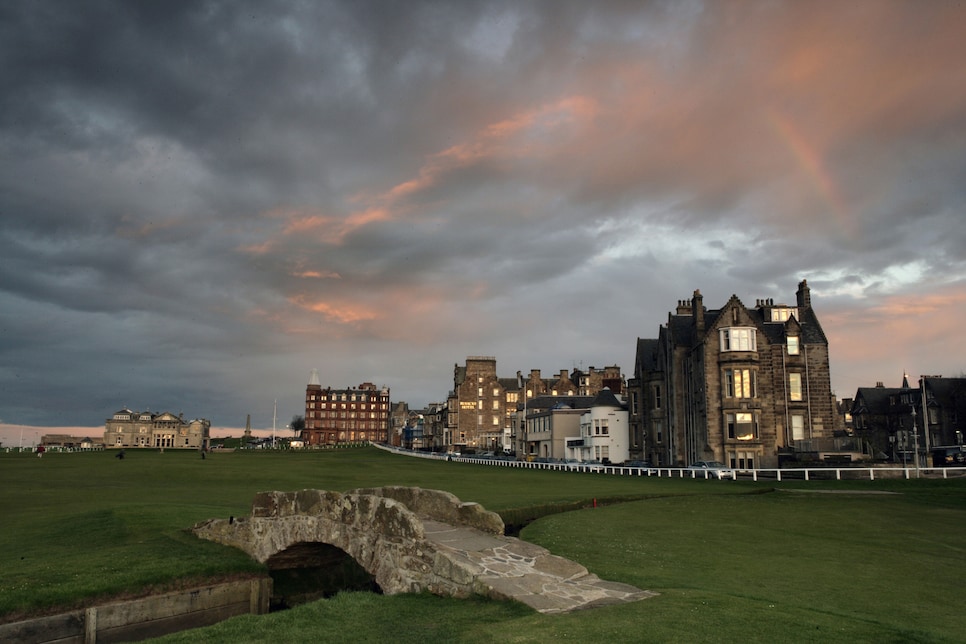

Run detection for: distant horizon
[[0, 424, 291, 448]]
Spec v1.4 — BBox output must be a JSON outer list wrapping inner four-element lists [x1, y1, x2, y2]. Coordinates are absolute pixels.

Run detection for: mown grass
[[2, 447, 964, 643]]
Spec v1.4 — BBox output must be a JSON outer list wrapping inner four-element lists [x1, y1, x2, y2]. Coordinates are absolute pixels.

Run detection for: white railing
[[373, 444, 966, 481]]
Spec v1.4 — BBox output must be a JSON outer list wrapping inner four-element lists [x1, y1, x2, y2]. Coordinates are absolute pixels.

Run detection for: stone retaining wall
[[0, 577, 271, 644]]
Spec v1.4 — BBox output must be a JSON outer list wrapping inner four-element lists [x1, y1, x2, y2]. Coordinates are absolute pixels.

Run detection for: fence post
[[85, 607, 97, 644]]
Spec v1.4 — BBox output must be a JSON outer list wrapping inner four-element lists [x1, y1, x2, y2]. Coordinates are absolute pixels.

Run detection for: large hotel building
[[303, 369, 391, 446]]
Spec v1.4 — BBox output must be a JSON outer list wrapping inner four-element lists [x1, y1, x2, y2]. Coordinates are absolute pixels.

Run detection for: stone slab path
[[421, 519, 658, 614]]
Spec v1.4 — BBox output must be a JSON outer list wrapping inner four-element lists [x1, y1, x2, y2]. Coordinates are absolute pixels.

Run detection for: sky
[[2, 0, 965, 445]]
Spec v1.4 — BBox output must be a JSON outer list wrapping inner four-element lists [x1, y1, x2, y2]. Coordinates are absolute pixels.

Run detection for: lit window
[[720, 327, 757, 352], [789, 373, 803, 401], [727, 412, 757, 440], [787, 336, 800, 355], [791, 415, 805, 440], [724, 369, 756, 398], [770, 307, 798, 322]]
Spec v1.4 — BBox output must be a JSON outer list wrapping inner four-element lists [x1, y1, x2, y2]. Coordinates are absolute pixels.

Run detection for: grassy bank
[[2, 448, 964, 642]]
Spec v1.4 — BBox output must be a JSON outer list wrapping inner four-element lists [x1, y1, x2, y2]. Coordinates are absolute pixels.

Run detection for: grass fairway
[[2, 448, 964, 642]]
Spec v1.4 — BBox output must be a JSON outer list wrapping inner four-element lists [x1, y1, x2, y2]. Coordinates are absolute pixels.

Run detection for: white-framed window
[[789, 373, 803, 401], [720, 327, 757, 352], [787, 336, 800, 355], [726, 412, 757, 440], [770, 307, 798, 322], [724, 368, 756, 398], [791, 414, 805, 440]]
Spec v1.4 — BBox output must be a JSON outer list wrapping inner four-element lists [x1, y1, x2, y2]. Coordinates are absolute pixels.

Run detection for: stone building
[[629, 280, 837, 469], [446, 357, 520, 453], [446, 357, 625, 454], [104, 408, 210, 449], [851, 374, 966, 463], [303, 369, 390, 446]]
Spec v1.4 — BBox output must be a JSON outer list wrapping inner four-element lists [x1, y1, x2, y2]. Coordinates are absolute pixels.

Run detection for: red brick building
[[303, 370, 390, 446]]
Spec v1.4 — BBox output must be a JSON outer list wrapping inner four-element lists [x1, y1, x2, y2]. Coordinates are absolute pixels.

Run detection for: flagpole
[[273, 399, 277, 449]]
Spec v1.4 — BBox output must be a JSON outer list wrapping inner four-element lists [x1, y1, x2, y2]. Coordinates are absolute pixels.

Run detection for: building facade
[[103, 409, 210, 449], [630, 280, 838, 469], [851, 375, 966, 464], [303, 369, 390, 446], [446, 357, 625, 454]]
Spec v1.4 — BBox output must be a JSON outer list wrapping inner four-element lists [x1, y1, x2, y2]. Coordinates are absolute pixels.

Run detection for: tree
[[290, 415, 305, 437]]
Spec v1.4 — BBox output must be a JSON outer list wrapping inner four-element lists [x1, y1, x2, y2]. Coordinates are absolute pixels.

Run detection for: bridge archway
[[266, 541, 380, 609]]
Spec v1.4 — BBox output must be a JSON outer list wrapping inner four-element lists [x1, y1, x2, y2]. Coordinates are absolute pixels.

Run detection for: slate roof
[[592, 387, 626, 410], [663, 296, 828, 349], [635, 338, 661, 373], [525, 395, 595, 412], [852, 387, 905, 414]]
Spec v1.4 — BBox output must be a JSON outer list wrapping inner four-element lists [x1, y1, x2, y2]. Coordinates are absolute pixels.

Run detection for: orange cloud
[[288, 296, 378, 324]]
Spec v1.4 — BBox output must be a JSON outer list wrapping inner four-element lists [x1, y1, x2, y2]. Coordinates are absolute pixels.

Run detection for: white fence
[[373, 444, 966, 481]]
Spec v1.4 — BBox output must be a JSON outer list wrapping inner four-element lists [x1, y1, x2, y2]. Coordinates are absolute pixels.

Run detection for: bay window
[[720, 327, 757, 352]]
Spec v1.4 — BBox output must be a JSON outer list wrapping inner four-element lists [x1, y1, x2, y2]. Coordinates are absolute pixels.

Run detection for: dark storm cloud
[[1, 0, 965, 435]]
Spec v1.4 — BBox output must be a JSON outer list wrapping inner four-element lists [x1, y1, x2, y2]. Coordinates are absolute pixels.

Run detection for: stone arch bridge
[[193, 486, 655, 614]]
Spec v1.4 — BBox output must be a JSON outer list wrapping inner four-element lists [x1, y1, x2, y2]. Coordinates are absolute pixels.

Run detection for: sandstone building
[[446, 357, 623, 454], [628, 280, 837, 469], [303, 369, 391, 446], [104, 408, 210, 449]]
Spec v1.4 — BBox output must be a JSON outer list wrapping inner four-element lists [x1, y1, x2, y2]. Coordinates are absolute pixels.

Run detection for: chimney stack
[[796, 279, 811, 309], [693, 289, 704, 332]]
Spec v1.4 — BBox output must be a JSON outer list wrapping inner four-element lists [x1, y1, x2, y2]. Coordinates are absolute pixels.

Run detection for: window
[[789, 373, 803, 401], [724, 369, 756, 398], [492, 415, 500, 426], [729, 451, 756, 469], [720, 327, 757, 352], [791, 414, 805, 440], [653, 385, 662, 409], [726, 412, 757, 440], [770, 307, 798, 322], [787, 336, 800, 355]]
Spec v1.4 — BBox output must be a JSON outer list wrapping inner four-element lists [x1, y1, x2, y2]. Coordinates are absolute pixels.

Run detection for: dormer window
[[720, 327, 757, 352], [769, 307, 798, 322], [787, 336, 800, 355]]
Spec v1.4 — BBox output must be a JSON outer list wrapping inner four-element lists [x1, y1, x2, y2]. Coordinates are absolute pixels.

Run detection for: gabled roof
[[664, 294, 828, 349], [852, 387, 904, 414], [924, 377, 966, 409]]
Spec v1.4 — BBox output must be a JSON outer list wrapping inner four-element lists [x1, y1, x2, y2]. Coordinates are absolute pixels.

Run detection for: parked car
[[687, 461, 736, 480]]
